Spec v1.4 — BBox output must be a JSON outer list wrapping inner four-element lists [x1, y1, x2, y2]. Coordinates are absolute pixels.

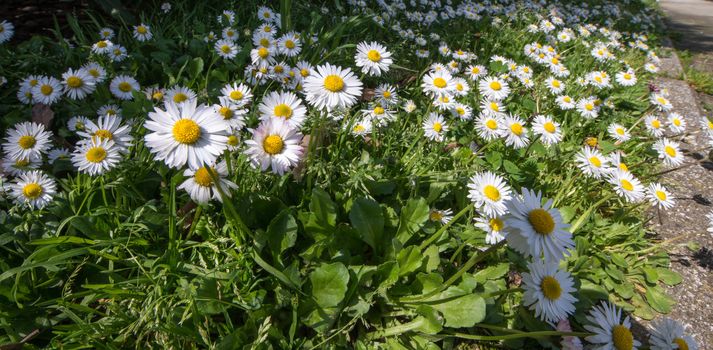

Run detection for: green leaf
[[397, 246, 423, 276], [503, 160, 520, 175], [485, 152, 502, 170], [610, 253, 628, 268], [303, 188, 337, 239], [310, 262, 350, 309], [188, 57, 204, 79], [413, 305, 444, 334], [395, 197, 429, 245], [642, 267, 659, 284], [656, 268, 682, 286], [266, 209, 298, 256], [433, 292, 486, 328], [645, 286, 674, 313], [349, 197, 384, 251], [474, 263, 510, 284]]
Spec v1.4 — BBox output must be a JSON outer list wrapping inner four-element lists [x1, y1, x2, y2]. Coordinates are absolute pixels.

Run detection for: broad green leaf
[[397, 246, 423, 276], [188, 57, 204, 79], [413, 305, 444, 334], [474, 263, 509, 284], [645, 286, 674, 313], [642, 267, 659, 284], [395, 197, 429, 245], [266, 209, 298, 255], [310, 262, 350, 309], [656, 268, 682, 286], [349, 197, 384, 251]]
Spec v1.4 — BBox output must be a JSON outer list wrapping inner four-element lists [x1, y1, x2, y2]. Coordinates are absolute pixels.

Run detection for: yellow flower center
[[471, 67, 480, 74], [433, 77, 447, 88], [323, 75, 345, 92], [664, 145, 676, 157], [367, 49, 381, 62], [152, 91, 164, 100], [257, 47, 269, 58], [489, 217, 504, 231], [94, 129, 113, 140], [429, 211, 443, 221], [300, 68, 309, 77], [589, 156, 601, 168], [510, 123, 523, 135], [193, 167, 215, 187], [673, 118, 681, 126], [97, 41, 108, 48], [552, 80, 560, 88], [655, 190, 667, 201], [15, 159, 29, 167], [483, 185, 501, 201], [173, 93, 188, 103], [227, 135, 239, 146], [595, 76, 603, 83], [40, 85, 53, 96], [651, 119, 661, 129], [86, 147, 107, 163], [540, 276, 562, 300], [382, 91, 391, 98], [551, 57, 559, 65], [528, 208, 555, 235], [439, 96, 450, 103], [564, 96, 572, 103], [490, 102, 499, 112], [75, 122, 85, 130], [66, 76, 83, 88], [611, 325, 634, 350], [18, 136, 37, 149], [373, 106, 385, 115], [544, 122, 556, 133], [353, 125, 365, 133], [620, 163, 628, 171], [172, 119, 201, 144], [29, 79, 38, 86], [456, 107, 465, 115], [137, 26, 147, 34], [274, 104, 293, 119], [489, 81, 502, 91], [221, 45, 231, 54], [433, 122, 442, 132], [620, 179, 634, 191], [624, 73, 631, 80], [219, 106, 233, 119], [486, 119, 498, 130], [456, 83, 464, 91], [263, 26, 272, 33], [657, 97, 667, 105], [230, 90, 243, 100], [585, 103, 594, 111], [673, 338, 689, 350], [22, 183, 43, 199], [616, 127, 625, 135], [285, 40, 295, 49], [262, 134, 284, 155], [118, 82, 132, 93], [113, 48, 122, 56]]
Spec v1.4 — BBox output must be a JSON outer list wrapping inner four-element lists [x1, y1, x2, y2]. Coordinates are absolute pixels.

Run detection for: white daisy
[[667, 113, 686, 134], [215, 39, 239, 59], [0, 20, 15, 43], [78, 115, 133, 152], [61, 68, 95, 100], [98, 27, 114, 40], [278, 34, 301, 57], [422, 113, 448, 142], [608, 123, 631, 142], [647, 183, 675, 210], [653, 138, 684, 167], [374, 84, 398, 107], [645, 114, 666, 137], [608, 151, 631, 173], [475, 114, 504, 141], [3, 122, 52, 160], [178, 161, 237, 204], [429, 208, 453, 225], [303, 63, 363, 111], [258, 90, 307, 129], [522, 260, 577, 323], [97, 104, 122, 118], [479, 76, 510, 100], [71, 137, 122, 175], [109, 45, 128, 62], [466, 64, 487, 80], [575, 147, 610, 179], [109, 75, 140, 100], [576, 97, 599, 119], [422, 70, 455, 98], [467, 171, 512, 217], [451, 103, 473, 120], [479, 99, 506, 118], [350, 118, 372, 138], [221, 82, 253, 107], [545, 77, 565, 95], [144, 100, 229, 169], [532, 115, 563, 146], [165, 86, 197, 105], [133, 24, 153, 41], [10, 171, 56, 210], [608, 169, 645, 203], [2, 155, 42, 176], [244, 118, 304, 176], [474, 216, 507, 244], [503, 114, 529, 149], [47, 147, 70, 164], [585, 301, 641, 350], [505, 188, 574, 262], [82, 62, 107, 83], [651, 93, 673, 112], [556, 95, 576, 110], [616, 71, 637, 86], [32, 76, 62, 105], [215, 96, 247, 130], [91, 40, 113, 54], [452, 78, 470, 97], [649, 318, 698, 350], [355, 41, 393, 77]]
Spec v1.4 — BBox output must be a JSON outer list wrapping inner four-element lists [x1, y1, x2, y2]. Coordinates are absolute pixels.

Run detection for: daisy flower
[[545, 77, 565, 95], [355, 41, 393, 77], [3, 122, 52, 160], [651, 93, 673, 112], [608, 123, 631, 142], [165, 86, 197, 105], [109, 45, 128, 62], [403, 100, 417, 113], [61, 68, 95, 100], [2, 155, 42, 176], [303, 63, 363, 111], [475, 114, 504, 141], [467, 171, 512, 217], [91, 40, 113, 54], [608, 151, 630, 172], [556, 95, 576, 110], [71, 137, 122, 175], [144, 100, 229, 169], [78, 115, 133, 151], [479, 76, 510, 100], [422, 113, 448, 142], [451, 103, 473, 120], [584, 301, 641, 350], [616, 71, 637, 86], [250, 46, 276, 68], [32, 76, 62, 105], [502, 114, 529, 149], [215, 39, 239, 59], [422, 70, 455, 98], [244, 118, 304, 176], [648, 317, 698, 350], [0, 20, 15, 43], [608, 169, 645, 203], [97, 104, 122, 118], [645, 115, 665, 137], [178, 161, 237, 204], [577, 97, 599, 119], [99, 27, 114, 40], [522, 260, 577, 323], [258, 91, 307, 129], [647, 183, 675, 210], [667, 113, 686, 134], [215, 96, 247, 130], [653, 138, 684, 167], [82, 62, 107, 83], [278, 34, 301, 57], [218, 10, 235, 25], [47, 147, 70, 164], [480, 99, 506, 118], [429, 208, 453, 225], [374, 84, 398, 106], [432, 94, 455, 111], [532, 115, 563, 146], [133, 24, 153, 41], [221, 82, 253, 107], [575, 147, 610, 178], [466, 64, 487, 80], [10, 171, 56, 210], [257, 6, 276, 22], [350, 118, 372, 138], [109, 75, 140, 100], [474, 216, 507, 244], [505, 188, 574, 262]]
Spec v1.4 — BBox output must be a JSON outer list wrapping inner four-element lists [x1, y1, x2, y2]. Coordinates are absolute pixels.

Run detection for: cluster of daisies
[[0, 0, 708, 348]]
